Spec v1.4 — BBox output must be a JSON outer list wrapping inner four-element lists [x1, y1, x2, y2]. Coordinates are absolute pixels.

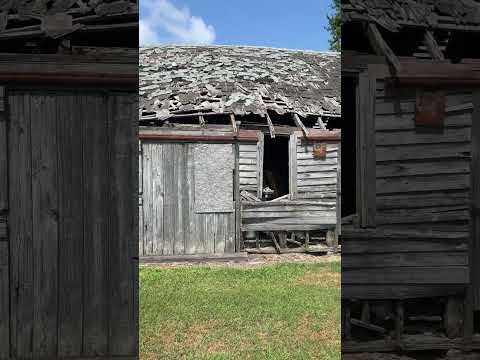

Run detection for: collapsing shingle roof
[[0, 0, 138, 40], [140, 46, 340, 120], [343, 0, 480, 33]]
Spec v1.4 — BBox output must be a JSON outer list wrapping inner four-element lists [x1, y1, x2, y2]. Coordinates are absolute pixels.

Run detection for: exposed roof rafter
[[366, 23, 402, 74]]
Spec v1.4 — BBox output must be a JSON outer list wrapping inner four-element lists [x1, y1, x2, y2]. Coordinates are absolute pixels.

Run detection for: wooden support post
[[423, 31, 444, 60], [317, 116, 327, 130], [199, 114, 206, 127], [265, 113, 276, 138], [444, 296, 464, 339], [256, 233, 260, 249], [229, 113, 238, 135], [269, 232, 281, 254], [305, 231, 310, 250], [326, 230, 337, 248], [278, 232, 287, 248], [366, 23, 402, 74], [292, 113, 309, 138]]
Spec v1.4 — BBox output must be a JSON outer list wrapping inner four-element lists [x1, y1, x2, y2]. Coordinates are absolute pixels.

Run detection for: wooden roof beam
[[291, 113, 310, 138], [366, 23, 402, 74], [264, 113, 276, 138], [423, 31, 445, 60], [317, 116, 327, 130], [229, 113, 238, 135]]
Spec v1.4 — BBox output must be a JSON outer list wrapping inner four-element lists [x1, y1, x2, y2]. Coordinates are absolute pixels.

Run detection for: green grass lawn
[[140, 261, 340, 360]]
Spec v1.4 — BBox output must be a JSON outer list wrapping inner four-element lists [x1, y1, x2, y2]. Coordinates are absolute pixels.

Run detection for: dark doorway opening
[[263, 135, 289, 199], [341, 75, 357, 218]]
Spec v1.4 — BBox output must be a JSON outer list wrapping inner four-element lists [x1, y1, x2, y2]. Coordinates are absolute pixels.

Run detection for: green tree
[[326, 0, 341, 51]]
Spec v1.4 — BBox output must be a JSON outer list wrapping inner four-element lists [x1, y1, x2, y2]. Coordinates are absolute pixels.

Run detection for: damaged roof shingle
[[140, 45, 340, 119], [343, 0, 480, 32]]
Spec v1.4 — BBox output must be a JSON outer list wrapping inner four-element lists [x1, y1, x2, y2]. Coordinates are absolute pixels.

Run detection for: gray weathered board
[[141, 141, 236, 256], [6, 90, 138, 358], [343, 80, 473, 296], [193, 144, 234, 213]]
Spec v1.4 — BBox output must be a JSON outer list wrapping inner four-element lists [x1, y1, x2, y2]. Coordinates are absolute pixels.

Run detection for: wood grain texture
[[108, 93, 137, 356], [83, 94, 108, 356], [343, 266, 469, 284], [0, 87, 6, 213], [58, 94, 83, 356], [9, 92, 34, 358], [7, 89, 138, 359], [0, 242, 8, 359], [471, 91, 480, 310]]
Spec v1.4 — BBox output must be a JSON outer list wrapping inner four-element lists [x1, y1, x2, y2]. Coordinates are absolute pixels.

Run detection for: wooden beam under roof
[[264, 113, 276, 138], [366, 23, 402, 74], [229, 113, 238, 135], [317, 116, 327, 130], [423, 31, 445, 60], [291, 113, 309, 138]]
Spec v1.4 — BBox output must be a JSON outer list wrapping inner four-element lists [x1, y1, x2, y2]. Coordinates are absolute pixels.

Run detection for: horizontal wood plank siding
[[295, 140, 339, 203], [241, 200, 336, 231], [239, 141, 260, 194], [344, 86, 473, 299]]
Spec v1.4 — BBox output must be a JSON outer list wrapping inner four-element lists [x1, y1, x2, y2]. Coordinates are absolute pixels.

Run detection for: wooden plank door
[[141, 141, 236, 256], [8, 90, 138, 359]]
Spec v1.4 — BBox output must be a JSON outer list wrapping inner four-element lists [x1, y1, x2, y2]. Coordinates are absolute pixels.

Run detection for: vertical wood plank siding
[[141, 141, 236, 256], [7, 90, 138, 358], [0, 86, 8, 359]]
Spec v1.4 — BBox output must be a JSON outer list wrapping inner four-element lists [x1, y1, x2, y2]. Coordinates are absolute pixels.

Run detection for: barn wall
[[6, 90, 138, 358], [240, 132, 339, 233], [343, 81, 472, 296], [141, 141, 236, 256]]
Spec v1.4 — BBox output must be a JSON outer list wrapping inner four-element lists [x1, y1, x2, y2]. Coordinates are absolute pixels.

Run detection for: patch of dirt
[[296, 270, 340, 288], [296, 313, 340, 347], [143, 253, 340, 269]]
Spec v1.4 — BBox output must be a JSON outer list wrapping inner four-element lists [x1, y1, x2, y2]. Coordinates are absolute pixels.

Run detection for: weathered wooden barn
[[0, 1, 138, 359], [341, 0, 480, 353], [139, 46, 341, 258]]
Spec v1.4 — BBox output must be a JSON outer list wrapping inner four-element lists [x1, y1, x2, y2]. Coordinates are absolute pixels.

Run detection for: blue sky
[[140, 0, 335, 51]]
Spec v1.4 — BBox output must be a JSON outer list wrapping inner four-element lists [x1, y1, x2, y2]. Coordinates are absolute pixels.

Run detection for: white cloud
[[140, 0, 216, 46]]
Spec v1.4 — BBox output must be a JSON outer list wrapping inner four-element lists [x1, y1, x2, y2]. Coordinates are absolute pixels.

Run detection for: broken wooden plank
[[269, 232, 281, 254], [265, 113, 276, 138], [350, 318, 386, 334], [423, 30, 445, 60], [292, 113, 309, 137], [229, 113, 238, 135]]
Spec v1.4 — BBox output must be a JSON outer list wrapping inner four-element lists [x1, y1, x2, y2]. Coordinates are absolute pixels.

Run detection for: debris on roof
[[0, 0, 138, 41], [140, 46, 340, 119], [343, 0, 480, 32]]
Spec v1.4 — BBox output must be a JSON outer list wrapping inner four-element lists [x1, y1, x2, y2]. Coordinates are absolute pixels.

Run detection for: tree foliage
[[326, 0, 341, 52]]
